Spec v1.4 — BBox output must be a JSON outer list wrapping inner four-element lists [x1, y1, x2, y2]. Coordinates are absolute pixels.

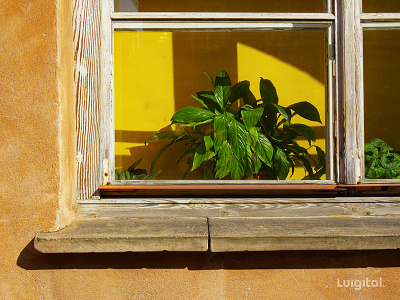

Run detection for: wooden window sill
[[35, 216, 400, 253]]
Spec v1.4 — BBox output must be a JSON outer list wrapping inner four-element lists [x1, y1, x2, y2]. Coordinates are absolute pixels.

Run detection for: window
[[102, 0, 336, 186], [72, 0, 400, 195], [34, 0, 400, 254]]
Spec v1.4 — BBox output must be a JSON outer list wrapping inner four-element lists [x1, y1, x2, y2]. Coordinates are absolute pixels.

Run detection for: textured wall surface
[[0, 1, 400, 299]]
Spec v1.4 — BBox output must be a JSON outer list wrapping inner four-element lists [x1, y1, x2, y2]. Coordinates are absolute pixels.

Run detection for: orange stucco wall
[[1, 1, 400, 299]]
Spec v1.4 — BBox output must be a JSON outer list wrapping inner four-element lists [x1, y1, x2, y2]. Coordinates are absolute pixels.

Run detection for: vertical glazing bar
[[326, 25, 335, 181], [354, 0, 364, 182], [100, 0, 115, 184]]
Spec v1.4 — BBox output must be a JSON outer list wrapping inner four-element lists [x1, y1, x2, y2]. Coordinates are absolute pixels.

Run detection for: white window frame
[[98, 1, 338, 190]]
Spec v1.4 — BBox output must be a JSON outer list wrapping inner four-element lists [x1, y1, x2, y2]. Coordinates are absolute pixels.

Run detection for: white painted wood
[[361, 13, 400, 22], [113, 21, 332, 30], [101, 0, 115, 185], [111, 12, 336, 20], [326, 25, 335, 181], [340, 0, 362, 184], [74, 0, 102, 200], [102, 158, 109, 185], [362, 23, 400, 29]]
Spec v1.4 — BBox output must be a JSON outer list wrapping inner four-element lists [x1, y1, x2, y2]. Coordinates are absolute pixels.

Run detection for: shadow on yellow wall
[[114, 30, 326, 180]]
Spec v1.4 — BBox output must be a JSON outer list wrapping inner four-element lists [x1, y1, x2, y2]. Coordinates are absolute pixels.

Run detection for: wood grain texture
[[74, 0, 102, 199], [34, 218, 208, 253], [340, 0, 362, 184], [77, 201, 400, 219], [209, 217, 400, 251]]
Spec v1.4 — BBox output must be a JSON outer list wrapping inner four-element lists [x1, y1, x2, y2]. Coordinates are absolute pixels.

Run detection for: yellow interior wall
[[115, 0, 323, 13], [364, 30, 400, 151], [114, 30, 326, 180]]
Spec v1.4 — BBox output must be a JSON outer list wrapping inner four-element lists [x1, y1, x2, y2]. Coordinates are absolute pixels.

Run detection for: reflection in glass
[[364, 30, 400, 179], [114, 30, 326, 180], [114, 0, 324, 13]]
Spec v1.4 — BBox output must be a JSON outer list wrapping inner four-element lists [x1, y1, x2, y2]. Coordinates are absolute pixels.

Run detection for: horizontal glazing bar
[[113, 21, 332, 30], [111, 12, 336, 21], [361, 13, 400, 22]]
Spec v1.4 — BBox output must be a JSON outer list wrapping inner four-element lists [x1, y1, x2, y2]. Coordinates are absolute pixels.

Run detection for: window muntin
[[111, 20, 334, 183], [114, 0, 326, 13]]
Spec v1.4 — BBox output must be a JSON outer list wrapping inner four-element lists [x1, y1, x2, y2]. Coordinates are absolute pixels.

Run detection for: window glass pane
[[114, 30, 327, 180], [364, 30, 400, 179], [363, 1, 400, 13], [114, 0, 325, 13]]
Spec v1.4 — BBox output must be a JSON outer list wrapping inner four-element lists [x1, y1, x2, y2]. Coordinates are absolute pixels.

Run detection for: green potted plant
[[145, 71, 325, 180], [365, 138, 400, 179]]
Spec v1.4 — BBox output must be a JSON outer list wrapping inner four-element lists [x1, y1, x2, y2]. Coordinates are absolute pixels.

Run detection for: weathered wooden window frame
[[74, 0, 400, 195], [87, 0, 338, 194]]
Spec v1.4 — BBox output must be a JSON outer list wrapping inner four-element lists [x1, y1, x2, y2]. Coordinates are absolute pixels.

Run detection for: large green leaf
[[213, 115, 229, 151], [288, 124, 316, 145], [272, 104, 291, 123], [273, 147, 290, 180], [248, 127, 259, 149], [260, 78, 278, 104], [255, 133, 273, 167], [215, 141, 233, 179], [230, 155, 245, 180], [288, 101, 322, 123], [214, 71, 232, 109], [261, 103, 278, 134], [171, 107, 214, 124], [204, 135, 214, 151], [229, 80, 251, 106], [241, 107, 263, 131], [192, 143, 216, 171], [193, 91, 221, 113], [227, 117, 247, 161], [244, 89, 257, 107]]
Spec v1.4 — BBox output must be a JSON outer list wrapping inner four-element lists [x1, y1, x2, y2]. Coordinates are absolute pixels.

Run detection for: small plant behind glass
[[145, 71, 325, 180], [365, 138, 400, 179], [115, 158, 161, 180]]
